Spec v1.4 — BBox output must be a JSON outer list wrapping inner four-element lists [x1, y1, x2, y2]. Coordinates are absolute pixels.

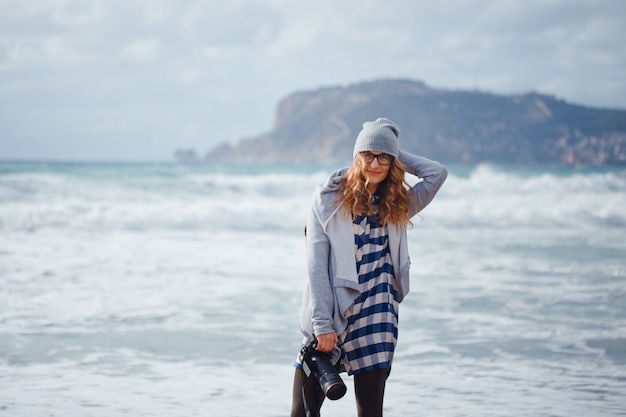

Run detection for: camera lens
[[321, 377, 347, 400], [307, 351, 347, 400]]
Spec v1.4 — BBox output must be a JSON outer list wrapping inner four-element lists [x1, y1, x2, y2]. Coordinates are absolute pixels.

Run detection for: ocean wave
[[1, 164, 625, 232], [0, 168, 324, 232], [423, 164, 626, 229]]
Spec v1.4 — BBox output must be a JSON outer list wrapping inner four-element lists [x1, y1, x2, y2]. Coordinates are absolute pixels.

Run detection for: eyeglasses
[[360, 151, 393, 165]]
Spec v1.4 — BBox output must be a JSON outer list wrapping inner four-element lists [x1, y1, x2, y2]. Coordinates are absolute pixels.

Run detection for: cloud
[[0, 0, 625, 160], [121, 38, 160, 63]]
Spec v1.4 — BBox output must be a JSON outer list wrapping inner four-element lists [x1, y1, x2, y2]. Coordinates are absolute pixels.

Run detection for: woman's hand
[[315, 332, 338, 352]]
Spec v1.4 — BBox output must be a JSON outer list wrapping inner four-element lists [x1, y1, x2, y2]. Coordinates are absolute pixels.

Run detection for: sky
[[1, 0, 625, 161]]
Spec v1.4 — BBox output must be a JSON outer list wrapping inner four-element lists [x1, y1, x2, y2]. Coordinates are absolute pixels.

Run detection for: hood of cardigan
[[313, 167, 348, 231]]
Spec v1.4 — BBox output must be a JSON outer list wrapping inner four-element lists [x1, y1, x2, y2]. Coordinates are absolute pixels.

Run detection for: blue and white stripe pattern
[[339, 200, 399, 375]]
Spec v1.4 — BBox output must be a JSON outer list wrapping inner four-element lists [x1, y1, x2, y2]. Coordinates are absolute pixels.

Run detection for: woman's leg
[[353, 368, 390, 417], [290, 368, 325, 417]]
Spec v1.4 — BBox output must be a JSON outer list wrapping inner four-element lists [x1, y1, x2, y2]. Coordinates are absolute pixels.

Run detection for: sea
[[0, 160, 625, 417]]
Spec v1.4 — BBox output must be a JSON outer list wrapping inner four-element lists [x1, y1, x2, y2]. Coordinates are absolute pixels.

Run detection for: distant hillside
[[196, 79, 626, 166]]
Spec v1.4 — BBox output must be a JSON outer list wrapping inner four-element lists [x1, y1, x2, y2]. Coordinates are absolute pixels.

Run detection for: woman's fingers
[[315, 332, 338, 352]]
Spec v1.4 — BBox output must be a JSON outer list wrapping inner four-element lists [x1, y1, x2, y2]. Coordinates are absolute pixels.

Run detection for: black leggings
[[290, 367, 389, 417]]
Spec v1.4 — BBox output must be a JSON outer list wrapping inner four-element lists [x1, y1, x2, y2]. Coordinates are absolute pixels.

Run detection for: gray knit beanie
[[352, 117, 400, 159]]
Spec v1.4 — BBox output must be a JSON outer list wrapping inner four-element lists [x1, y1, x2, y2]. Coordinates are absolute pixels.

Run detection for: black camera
[[300, 339, 347, 400]]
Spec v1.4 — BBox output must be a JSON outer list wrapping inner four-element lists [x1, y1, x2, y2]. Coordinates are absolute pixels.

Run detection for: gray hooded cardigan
[[298, 150, 448, 364]]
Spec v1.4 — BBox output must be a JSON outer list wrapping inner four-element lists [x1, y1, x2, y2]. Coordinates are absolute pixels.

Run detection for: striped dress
[[338, 198, 400, 375]]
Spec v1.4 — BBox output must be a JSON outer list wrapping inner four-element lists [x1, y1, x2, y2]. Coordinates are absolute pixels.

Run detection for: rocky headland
[[177, 79, 626, 166]]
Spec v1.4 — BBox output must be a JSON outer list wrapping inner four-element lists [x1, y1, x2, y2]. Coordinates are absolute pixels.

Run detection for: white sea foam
[[2, 163, 625, 233], [1, 162, 625, 416], [427, 164, 626, 229]]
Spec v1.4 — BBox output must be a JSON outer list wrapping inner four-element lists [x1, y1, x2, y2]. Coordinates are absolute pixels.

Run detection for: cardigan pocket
[[332, 277, 361, 319], [333, 277, 360, 292]]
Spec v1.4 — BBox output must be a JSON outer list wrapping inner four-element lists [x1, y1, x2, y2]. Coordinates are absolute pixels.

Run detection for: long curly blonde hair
[[337, 156, 413, 226]]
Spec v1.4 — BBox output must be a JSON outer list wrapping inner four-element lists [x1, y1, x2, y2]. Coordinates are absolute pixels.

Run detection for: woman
[[291, 118, 448, 417]]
